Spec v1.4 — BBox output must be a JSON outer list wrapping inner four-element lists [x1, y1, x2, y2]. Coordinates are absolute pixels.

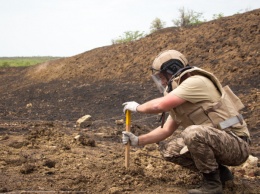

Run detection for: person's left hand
[[122, 131, 139, 146], [122, 101, 140, 113]]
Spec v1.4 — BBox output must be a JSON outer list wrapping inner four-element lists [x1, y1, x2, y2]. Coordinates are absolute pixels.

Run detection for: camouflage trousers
[[159, 125, 250, 173]]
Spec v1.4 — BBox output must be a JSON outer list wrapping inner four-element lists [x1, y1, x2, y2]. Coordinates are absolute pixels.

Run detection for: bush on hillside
[[111, 31, 146, 44], [172, 7, 206, 27], [150, 18, 166, 33], [212, 13, 224, 20]]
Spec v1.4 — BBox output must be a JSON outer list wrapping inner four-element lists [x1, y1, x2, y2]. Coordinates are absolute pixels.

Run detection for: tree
[[150, 18, 166, 33], [172, 7, 205, 27], [111, 31, 146, 44]]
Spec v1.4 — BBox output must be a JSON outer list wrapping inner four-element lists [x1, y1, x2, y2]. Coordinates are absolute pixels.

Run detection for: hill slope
[[0, 9, 259, 127]]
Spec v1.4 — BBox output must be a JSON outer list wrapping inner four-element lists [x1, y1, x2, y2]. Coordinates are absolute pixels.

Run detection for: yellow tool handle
[[125, 110, 131, 168]]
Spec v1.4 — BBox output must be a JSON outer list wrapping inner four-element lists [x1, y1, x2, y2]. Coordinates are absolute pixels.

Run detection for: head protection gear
[[151, 50, 189, 93]]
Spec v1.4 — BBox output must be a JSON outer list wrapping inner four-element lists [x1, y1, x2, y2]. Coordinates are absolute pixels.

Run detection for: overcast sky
[[0, 0, 259, 57]]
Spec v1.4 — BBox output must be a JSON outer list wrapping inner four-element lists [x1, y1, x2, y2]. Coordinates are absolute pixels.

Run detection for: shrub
[[112, 31, 146, 44], [212, 13, 224, 20], [1, 62, 10, 67], [150, 18, 166, 33], [172, 7, 205, 27]]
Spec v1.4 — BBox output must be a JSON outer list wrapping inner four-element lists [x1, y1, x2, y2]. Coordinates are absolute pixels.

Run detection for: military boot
[[219, 164, 233, 185], [188, 170, 222, 194]]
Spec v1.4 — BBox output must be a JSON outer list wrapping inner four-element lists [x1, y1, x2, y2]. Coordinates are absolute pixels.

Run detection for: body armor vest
[[166, 67, 250, 137]]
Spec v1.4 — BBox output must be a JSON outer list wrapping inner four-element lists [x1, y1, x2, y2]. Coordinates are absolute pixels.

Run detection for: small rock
[[0, 135, 9, 140], [74, 134, 95, 147], [8, 141, 28, 149], [108, 186, 121, 194], [146, 163, 154, 170], [242, 155, 258, 169], [76, 115, 92, 128], [74, 134, 81, 140], [20, 163, 35, 174], [26, 103, 32, 108], [43, 159, 56, 168], [115, 119, 124, 125], [173, 164, 182, 171]]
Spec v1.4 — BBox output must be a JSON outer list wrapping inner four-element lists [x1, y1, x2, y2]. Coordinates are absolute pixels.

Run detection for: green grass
[[0, 56, 62, 67]]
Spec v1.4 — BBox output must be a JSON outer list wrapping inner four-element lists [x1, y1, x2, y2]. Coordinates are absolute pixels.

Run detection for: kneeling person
[[122, 50, 250, 194]]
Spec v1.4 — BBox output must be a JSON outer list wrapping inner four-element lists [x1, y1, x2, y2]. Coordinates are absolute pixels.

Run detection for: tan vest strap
[[218, 114, 243, 130]]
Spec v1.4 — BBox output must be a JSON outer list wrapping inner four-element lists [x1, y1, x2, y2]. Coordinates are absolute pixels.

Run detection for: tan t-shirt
[[171, 75, 221, 103]]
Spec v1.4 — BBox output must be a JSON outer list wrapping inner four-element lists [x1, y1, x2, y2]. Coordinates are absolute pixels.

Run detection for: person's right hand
[[122, 101, 140, 113]]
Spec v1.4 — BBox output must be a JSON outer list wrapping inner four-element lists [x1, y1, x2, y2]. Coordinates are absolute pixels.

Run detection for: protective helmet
[[151, 50, 189, 74], [151, 50, 189, 93]]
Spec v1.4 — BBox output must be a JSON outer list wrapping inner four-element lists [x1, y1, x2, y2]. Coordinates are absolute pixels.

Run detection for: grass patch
[[0, 56, 62, 67]]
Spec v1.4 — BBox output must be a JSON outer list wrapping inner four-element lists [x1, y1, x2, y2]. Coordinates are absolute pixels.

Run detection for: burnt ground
[[0, 9, 259, 193]]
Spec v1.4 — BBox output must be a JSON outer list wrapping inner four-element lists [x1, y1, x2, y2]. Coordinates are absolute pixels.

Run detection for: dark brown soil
[[0, 9, 259, 193]]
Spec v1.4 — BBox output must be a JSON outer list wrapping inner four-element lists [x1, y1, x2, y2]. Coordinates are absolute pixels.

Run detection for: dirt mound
[[0, 9, 259, 193], [24, 10, 259, 85]]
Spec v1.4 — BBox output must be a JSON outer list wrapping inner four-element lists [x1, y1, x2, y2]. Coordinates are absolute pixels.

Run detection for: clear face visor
[[151, 73, 165, 93]]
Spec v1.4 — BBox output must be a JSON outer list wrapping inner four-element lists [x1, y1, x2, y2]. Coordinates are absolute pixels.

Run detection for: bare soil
[[0, 9, 259, 193]]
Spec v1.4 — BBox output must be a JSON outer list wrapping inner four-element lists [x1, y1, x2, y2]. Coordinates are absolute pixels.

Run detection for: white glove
[[122, 131, 139, 146], [122, 101, 140, 113]]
